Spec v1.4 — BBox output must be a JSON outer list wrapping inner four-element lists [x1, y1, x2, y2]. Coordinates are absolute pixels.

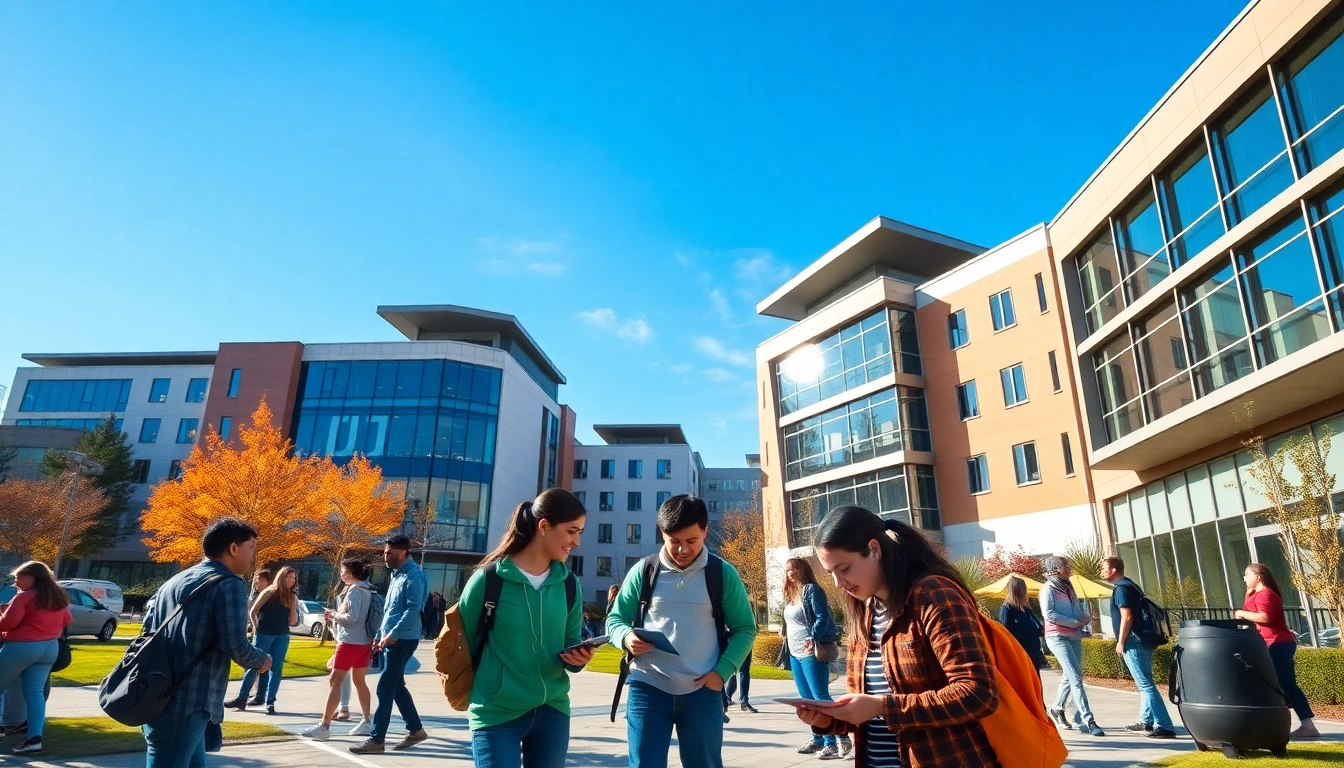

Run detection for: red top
[[1244, 588, 1296, 646], [0, 589, 73, 642]]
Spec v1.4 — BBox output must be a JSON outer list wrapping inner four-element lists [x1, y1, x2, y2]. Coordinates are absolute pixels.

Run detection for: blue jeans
[[236, 633, 290, 704], [0, 639, 57, 738], [627, 681, 723, 768], [789, 655, 835, 747], [1267, 640, 1314, 721], [1046, 635, 1095, 723], [370, 639, 422, 743], [471, 704, 569, 768], [1122, 645, 1174, 730], [723, 652, 751, 706], [143, 710, 210, 768]]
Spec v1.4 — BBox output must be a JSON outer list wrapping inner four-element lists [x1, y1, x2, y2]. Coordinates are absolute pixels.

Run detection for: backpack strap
[[470, 563, 504, 671], [611, 554, 663, 722], [166, 575, 231, 691], [705, 553, 728, 654]]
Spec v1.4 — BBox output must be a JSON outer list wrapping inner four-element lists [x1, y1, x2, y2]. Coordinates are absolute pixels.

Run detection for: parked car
[[0, 584, 118, 640], [58, 579, 125, 615], [290, 600, 327, 638]]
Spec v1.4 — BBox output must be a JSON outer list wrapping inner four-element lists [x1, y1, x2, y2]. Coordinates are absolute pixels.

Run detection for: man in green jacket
[[607, 495, 756, 768]]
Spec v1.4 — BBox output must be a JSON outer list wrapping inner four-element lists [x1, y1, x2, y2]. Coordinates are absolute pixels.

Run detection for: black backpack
[[1119, 580, 1171, 648], [99, 574, 229, 726], [471, 562, 578, 667], [609, 553, 727, 721]]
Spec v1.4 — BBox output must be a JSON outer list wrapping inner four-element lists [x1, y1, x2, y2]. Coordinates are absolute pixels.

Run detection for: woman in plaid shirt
[[791, 506, 1000, 768]]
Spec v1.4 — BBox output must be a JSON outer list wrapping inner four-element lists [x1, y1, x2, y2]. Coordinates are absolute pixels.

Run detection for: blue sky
[[0, 1, 1245, 467]]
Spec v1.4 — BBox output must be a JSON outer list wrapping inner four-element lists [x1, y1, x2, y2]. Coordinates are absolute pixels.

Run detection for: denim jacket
[[1042, 580, 1089, 638], [801, 583, 838, 642], [380, 559, 427, 641]]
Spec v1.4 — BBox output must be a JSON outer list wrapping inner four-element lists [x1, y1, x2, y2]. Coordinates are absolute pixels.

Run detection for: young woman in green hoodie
[[459, 488, 594, 768]]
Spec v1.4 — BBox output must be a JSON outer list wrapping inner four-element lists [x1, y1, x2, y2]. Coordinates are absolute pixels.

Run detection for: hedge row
[[754, 633, 784, 665]]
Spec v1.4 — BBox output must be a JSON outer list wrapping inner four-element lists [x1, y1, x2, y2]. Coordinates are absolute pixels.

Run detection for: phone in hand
[[558, 635, 609, 658]]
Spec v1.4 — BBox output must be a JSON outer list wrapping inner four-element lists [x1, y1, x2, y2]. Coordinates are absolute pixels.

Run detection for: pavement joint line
[[296, 736, 382, 768]]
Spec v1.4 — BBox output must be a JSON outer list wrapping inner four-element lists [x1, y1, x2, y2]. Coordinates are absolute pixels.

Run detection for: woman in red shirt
[[1233, 563, 1317, 739], [0, 561, 73, 756]]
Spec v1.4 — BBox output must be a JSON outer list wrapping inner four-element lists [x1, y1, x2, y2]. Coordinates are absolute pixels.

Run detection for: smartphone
[[559, 635, 609, 657]]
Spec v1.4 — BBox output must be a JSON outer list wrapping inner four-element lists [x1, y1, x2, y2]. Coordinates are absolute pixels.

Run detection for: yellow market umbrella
[[974, 572, 1046, 598], [1069, 575, 1115, 599]]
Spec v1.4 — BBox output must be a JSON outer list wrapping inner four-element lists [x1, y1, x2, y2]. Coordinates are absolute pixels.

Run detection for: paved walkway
[[18, 646, 1343, 767]]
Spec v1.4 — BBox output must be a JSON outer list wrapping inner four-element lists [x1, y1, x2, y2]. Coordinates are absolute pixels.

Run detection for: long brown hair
[[1246, 563, 1283, 597], [12, 561, 70, 612], [814, 507, 970, 651], [1005, 575, 1029, 610], [482, 488, 586, 566], [782, 558, 818, 604], [273, 566, 298, 609]]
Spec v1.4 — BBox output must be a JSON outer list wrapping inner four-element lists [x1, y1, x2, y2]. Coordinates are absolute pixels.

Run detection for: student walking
[[243, 570, 273, 707], [301, 559, 376, 740], [459, 488, 594, 768], [227, 566, 298, 714], [721, 650, 755, 716], [1235, 563, 1319, 739], [350, 535, 428, 755], [789, 507, 1001, 768], [0, 561, 72, 756], [1099, 557, 1176, 739], [141, 517, 273, 767], [996, 576, 1048, 673], [781, 558, 850, 759], [607, 495, 757, 768], [1042, 556, 1104, 736]]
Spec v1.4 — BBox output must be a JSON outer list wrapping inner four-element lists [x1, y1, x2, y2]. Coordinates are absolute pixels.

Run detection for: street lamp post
[[54, 451, 103, 578]]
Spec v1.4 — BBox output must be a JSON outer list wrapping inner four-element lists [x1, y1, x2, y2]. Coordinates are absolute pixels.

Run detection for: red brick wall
[[200, 342, 306, 444]]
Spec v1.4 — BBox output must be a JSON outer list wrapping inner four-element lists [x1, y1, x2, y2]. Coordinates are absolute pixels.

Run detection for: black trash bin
[[1169, 619, 1290, 758]]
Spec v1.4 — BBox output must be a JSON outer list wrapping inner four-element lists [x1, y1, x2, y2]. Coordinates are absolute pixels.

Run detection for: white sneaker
[[301, 724, 331, 741], [348, 720, 372, 737]]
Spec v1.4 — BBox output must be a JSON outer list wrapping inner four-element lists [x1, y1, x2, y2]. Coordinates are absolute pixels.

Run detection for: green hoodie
[[458, 557, 583, 730]]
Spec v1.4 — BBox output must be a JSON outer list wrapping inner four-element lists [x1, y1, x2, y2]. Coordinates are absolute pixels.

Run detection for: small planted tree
[[718, 502, 768, 619], [0, 476, 108, 564]]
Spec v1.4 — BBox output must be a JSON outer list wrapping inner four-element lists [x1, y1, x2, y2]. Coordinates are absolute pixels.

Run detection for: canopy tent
[[973, 572, 1114, 599]]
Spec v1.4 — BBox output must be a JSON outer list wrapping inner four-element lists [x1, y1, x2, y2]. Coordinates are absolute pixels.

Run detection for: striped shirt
[[864, 599, 901, 767]]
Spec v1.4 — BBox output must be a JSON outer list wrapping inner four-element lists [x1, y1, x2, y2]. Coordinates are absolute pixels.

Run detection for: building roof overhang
[[377, 304, 566, 385], [593, 424, 689, 445], [21, 352, 218, 368]]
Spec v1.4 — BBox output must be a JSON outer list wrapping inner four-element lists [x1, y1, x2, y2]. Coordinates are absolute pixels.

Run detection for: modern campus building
[[756, 0, 1344, 639]]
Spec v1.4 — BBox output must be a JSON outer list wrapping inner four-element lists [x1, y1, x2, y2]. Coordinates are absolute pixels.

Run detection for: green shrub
[[754, 633, 784, 665], [1295, 647, 1344, 705]]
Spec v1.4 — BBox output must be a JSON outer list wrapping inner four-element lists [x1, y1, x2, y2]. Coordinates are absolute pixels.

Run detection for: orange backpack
[[975, 612, 1068, 768]]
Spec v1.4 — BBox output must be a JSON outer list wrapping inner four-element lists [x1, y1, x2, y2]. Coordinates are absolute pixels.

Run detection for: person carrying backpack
[[458, 488, 592, 768], [607, 495, 757, 768], [1099, 556, 1175, 739], [301, 559, 377, 740]]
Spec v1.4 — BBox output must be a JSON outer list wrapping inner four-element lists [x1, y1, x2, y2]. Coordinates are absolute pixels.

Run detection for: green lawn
[[1148, 743, 1344, 766], [585, 644, 792, 680], [55, 636, 336, 687], [5, 718, 288, 759]]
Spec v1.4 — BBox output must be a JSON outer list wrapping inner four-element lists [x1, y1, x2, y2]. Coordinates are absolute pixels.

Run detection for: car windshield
[[301, 601, 324, 614]]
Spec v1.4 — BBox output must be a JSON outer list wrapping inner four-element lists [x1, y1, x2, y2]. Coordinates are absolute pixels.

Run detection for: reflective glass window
[[599, 492, 614, 511], [627, 524, 641, 544], [967, 455, 989, 494], [598, 524, 612, 543], [1209, 456, 1244, 518], [628, 492, 642, 512], [1236, 215, 1331, 366], [1166, 473, 1194, 529], [1012, 442, 1039, 485], [1171, 528, 1203, 603], [1000, 364, 1028, 407], [628, 460, 642, 479], [149, 379, 171, 403], [219, 416, 232, 441], [1180, 257, 1254, 397], [1048, 351, 1061, 392], [948, 310, 969, 349], [1131, 490, 1152, 538], [1035, 273, 1049, 313], [891, 309, 922, 375], [227, 369, 241, 398], [1194, 521, 1230, 608], [574, 460, 588, 479], [1211, 86, 1295, 225], [1281, 10, 1344, 173], [1309, 179, 1344, 328], [1136, 298, 1193, 421], [18, 379, 132, 413], [176, 418, 199, 443], [596, 557, 612, 576], [956, 381, 979, 420], [139, 418, 161, 444], [657, 490, 671, 507], [776, 308, 894, 415], [788, 467, 913, 546], [782, 387, 912, 482], [1186, 464, 1217, 525], [1117, 192, 1171, 301], [1061, 433, 1075, 476], [1077, 228, 1124, 334], [1157, 143, 1225, 267], [990, 289, 1016, 331], [912, 466, 941, 530], [657, 459, 672, 479], [1147, 482, 1172, 534], [1111, 495, 1133, 542], [1218, 517, 1252, 607], [186, 378, 208, 402], [601, 460, 615, 479], [131, 459, 151, 485], [1093, 334, 1142, 441]]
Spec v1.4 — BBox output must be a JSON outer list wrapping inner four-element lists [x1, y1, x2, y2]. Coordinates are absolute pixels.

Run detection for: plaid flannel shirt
[[818, 575, 1000, 768], [143, 559, 269, 724]]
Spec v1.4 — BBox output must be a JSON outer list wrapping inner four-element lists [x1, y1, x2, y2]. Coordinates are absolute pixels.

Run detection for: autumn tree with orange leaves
[[309, 454, 403, 607], [0, 476, 108, 565]]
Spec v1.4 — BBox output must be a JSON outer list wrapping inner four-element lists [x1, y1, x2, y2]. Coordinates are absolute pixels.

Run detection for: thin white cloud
[[477, 235, 570, 276], [693, 336, 751, 368], [579, 308, 654, 344], [702, 367, 737, 382], [733, 249, 793, 285], [707, 288, 732, 321], [668, 363, 694, 375]]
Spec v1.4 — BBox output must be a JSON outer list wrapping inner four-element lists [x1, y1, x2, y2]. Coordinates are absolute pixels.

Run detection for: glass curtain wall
[[782, 387, 930, 482], [787, 463, 939, 546], [776, 307, 920, 416]]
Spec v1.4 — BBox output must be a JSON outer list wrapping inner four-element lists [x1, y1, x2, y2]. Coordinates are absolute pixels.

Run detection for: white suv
[[57, 579, 125, 616]]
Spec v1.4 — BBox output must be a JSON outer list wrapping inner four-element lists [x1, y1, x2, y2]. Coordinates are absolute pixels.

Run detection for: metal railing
[[1166, 605, 1339, 648]]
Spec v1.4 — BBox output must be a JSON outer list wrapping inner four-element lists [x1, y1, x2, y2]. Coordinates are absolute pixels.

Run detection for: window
[[600, 460, 616, 479], [1237, 216, 1331, 368], [149, 379, 171, 403], [707, 479, 718, 491], [1282, 11, 1344, 173], [168, 460, 184, 481], [628, 460, 643, 479], [948, 310, 969, 348], [1076, 230, 1123, 334], [1062, 433, 1075, 476], [989, 289, 1016, 331], [624, 557, 641, 574], [956, 381, 979, 420], [788, 465, 918, 546], [1013, 442, 1040, 485], [967, 455, 990, 494], [576, 491, 586, 507], [1156, 142, 1225, 267], [1116, 191, 1171, 302], [708, 501, 720, 513], [1000, 364, 1028, 406], [656, 491, 671, 507], [598, 524, 612, 543], [574, 460, 588, 479], [227, 369, 242, 398], [1210, 85, 1294, 226], [1048, 351, 1062, 393], [567, 556, 584, 576], [1035, 273, 1048, 313], [18, 379, 133, 413], [782, 387, 930, 482], [15, 417, 123, 431], [219, 416, 232, 440], [176, 418, 199, 443], [596, 557, 612, 577], [186, 378, 208, 403], [775, 308, 898, 415], [130, 459, 151, 484], [139, 418, 161, 444], [599, 492, 614, 512], [1180, 258, 1253, 398], [543, 411, 560, 491], [656, 459, 672, 479], [628, 492, 642, 511], [751, 479, 760, 490], [627, 524, 642, 544]]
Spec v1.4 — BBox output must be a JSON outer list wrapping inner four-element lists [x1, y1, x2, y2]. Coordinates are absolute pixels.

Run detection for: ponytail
[[481, 489, 586, 566]]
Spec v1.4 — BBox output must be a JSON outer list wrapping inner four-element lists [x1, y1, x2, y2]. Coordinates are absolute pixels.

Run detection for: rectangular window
[[1000, 364, 1028, 406], [149, 379, 171, 403], [656, 459, 671, 479], [574, 460, 588, 479], [656, 491, 671, 507], [709, 501, 720, 513], [1048, 351, 1062, 393], [599, 492, 614, 512], [624, 557, 641, 574], [1035, 273, 1048, 312], [17, 379, 133, 413], [176, 418, 199, 443], [596, 557, 612, 577], [967, 455, 990, 494], [1210, 85, 1295, 226], [576, 491, 586, 507], [219, 416, 232, 440], [1076, 230, 1123, 334], [139, 418, 161, 444], [751, 479, 760, 490], [947, 310, 969, 349], [707, 479, 718, 491], [186, 378, 208, 403], [956, 381, 979, 420], [598, 524, 612, 543], [1157, 142, 1226, 267], [776, 307, 896, 415], [1062, 433, 1075, 476], [1013, 442, 1040, 485], [990, 289, 1017, 331], [628, 491, 642, 511], [600, 459, 616, 479], [567, 556, 584, 576], [1282, 10, 1344, 173], [781, 387, 930, 482], [627, 524, 642, 544], [226, 369, 242, 398], [130, 459, 151, 485], [628, 459, 643, 479], [168, 460, 184, 481]]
